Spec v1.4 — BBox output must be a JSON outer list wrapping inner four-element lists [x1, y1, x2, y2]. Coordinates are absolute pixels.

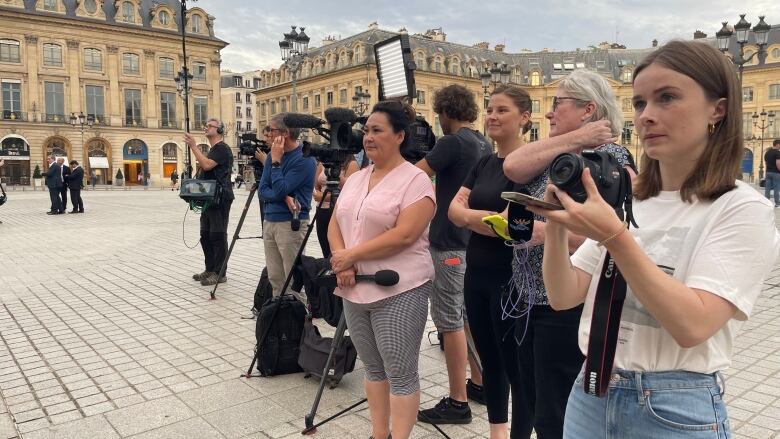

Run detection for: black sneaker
[[417, 397, 471, 425], [467, 379, 486, 405]]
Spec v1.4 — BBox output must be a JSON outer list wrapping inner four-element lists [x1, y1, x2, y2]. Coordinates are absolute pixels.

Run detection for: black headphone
[[216, 122, 224, 135]]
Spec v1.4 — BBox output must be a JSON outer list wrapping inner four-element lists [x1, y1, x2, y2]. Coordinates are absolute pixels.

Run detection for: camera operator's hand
[[271, 136, 284, 163], [330, 248, 355, 273], [573, 120, 619, 150], [530, 168, 623, 243], [285, 196, 298, 214], [336, 267, 356, 288], [254, 150, 267, 163]]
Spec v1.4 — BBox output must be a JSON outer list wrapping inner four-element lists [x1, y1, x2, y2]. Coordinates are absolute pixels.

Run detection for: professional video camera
[[238, 133, 271, 180], [549, 149, 635, 223], [405, 115, 436, 163]]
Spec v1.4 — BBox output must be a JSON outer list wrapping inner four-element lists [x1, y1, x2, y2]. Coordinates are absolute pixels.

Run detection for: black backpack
[[297, 256, 343, 327], [252, 267, 273, 314], [298, 318, 358, 388], [255, 295, 307, 376]]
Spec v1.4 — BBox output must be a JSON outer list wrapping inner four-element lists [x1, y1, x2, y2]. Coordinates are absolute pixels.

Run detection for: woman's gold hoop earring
[[708, 123, 715, 135]]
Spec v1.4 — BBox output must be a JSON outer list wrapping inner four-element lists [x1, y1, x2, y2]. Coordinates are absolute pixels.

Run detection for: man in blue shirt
[[259, 114, 316, 296]]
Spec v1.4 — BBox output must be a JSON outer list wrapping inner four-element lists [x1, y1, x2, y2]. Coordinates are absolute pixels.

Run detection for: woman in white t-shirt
[[533, 40, 780, 438]]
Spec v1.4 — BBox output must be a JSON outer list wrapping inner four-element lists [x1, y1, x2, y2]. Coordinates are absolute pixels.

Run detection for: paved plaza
[[0, 187, 778, 438]]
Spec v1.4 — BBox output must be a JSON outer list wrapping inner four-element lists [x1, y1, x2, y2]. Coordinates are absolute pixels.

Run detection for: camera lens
[[550, 154, 583, 187]]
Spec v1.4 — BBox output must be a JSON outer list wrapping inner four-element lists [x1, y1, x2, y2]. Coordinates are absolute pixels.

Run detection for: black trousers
[[513, 304, 584, 439], [463, 265, 521, 429], [48, 187, 62, 212], [70, 188, 84, 212], [60, 185, 68, 209], [200, 199, 233, 273], [315, 206, 332, 258]]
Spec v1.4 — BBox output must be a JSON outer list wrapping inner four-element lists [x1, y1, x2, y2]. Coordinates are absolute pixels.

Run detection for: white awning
[[89, 156, 110, 169], [0, 155, 29, 161]]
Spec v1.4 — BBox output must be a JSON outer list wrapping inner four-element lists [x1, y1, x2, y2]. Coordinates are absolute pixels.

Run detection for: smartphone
[[501, 191, 564, 210]]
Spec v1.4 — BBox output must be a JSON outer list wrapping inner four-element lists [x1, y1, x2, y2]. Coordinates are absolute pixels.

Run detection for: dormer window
[[84, 0, 97, 14], [43, 0, 56, 11], [159, 10, 169, 25], [191, 14, 201, 33], [122, 1, 134, 23]]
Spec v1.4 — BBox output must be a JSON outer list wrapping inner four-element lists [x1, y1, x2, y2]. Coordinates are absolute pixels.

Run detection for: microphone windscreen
[[283, 113, 323, 129], [374, 270, 400, 287], [325, 108, 357, 125]]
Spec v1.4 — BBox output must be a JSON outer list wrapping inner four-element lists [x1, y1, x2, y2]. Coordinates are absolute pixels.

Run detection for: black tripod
[[210, 182, 263, 299]]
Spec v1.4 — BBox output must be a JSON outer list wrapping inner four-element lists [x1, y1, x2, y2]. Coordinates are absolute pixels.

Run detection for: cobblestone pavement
[[0, 188, 778, 439]]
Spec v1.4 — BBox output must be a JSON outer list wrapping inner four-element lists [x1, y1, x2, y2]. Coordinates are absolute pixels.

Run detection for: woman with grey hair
[[500, 69, 636, 438]]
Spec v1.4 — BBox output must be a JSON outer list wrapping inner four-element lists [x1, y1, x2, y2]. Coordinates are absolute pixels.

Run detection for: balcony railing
[[2, 110, 26, 121], [159, 119, 181, 129], [124, 118, 147, 128]]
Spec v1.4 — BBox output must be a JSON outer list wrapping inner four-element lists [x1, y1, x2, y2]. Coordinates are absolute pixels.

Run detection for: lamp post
[[754, 109, 776, 180], [351, 91, 371, 116], [480, 62, 510, 133], [279, 26, 310, 112], [69, 111, 94, 151], [715, 14, 771, 87]]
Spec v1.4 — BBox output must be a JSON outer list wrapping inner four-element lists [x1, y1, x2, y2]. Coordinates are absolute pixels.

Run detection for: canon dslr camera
[[549, 149, 634, 221]]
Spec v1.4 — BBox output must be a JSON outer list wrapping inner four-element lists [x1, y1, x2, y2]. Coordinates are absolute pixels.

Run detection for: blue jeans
[[764, 172, 780, 206], [563, 369, 731, 439]]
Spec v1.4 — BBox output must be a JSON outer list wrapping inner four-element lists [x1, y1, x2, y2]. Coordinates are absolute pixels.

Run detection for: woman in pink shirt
[[328, 101, 436, 439]]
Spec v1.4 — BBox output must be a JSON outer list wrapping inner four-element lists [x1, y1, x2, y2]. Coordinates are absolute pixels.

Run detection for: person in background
[[43, 155, 63, 215], [329, 101, 435, 439], [416, 84, 490, 425], [90, 169, 97, 190], [170, 169, 178, 191], [447, 85, 531, 439], [58, 157, 70, 209], [763, 138, 780, 206], [68, 160, 84, 213]]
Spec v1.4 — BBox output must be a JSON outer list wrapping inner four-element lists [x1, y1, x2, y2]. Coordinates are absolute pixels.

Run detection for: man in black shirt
[[416, 85, 491, 425], [764, 139, 780, 207], [185, 118, 235, 286]]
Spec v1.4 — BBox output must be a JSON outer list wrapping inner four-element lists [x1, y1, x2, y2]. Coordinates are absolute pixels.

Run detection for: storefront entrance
[[123, 139, 148, 185], [0, 135, 31, 184]]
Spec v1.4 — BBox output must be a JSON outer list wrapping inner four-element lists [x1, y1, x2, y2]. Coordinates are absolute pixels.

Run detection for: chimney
[[495, 43, 505, 53], [473, 41, 489, 50], [368, 21, 379, 30], [321, 35, 337, 46], [424, 27, 446, 42], [398, 26, 408, 34], [652, 39, 658, 47], [693, 30, 707, 39]]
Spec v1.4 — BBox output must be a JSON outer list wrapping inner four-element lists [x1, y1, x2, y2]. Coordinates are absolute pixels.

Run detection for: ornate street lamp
[[177, 0, 197, 179], [70, 111, 95, 150], [351, 91, 371, 116], [754, 109, 777, 180], [716, 14, 772, 86], [279, 25, 310, 112]]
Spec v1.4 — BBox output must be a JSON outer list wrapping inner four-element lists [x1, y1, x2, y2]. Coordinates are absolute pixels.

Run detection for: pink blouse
[[334, 162, 435, 304]]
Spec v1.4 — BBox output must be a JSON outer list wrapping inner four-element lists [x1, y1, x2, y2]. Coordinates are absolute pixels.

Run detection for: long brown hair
[[632, 40, 742, 202]]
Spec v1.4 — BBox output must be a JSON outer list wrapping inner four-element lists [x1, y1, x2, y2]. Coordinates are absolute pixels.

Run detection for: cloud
[[193, 0, 780, 72]]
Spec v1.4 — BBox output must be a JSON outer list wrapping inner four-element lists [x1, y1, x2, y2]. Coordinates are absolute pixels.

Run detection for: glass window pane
[[193, 62, 206, 81], [44, 81, 64, 121], [0, 40, 21, 63], [159, 58, 173, 78], [123, 53, 140, 75], [125, 89, 142, 125], [85, 85, 104, 120], [194, 97, 208, 128], [122, 1, 134, 23], [160, 92, 176, 127], [43, 44, 62, 67], [2, 82, 22, 119], [84, 48, 102, 71]]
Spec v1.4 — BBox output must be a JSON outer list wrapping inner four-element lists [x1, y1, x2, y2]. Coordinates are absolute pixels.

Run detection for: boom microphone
[[324, 107, 358, 124], [283, 113, 324, 129], [314, 269, 400, 288]]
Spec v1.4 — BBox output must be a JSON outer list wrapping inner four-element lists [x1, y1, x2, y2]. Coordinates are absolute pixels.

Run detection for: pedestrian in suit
[[57, 157, 70, 208], [42, 155, 63, 214], [68, 160, 85, 213], [90, 169, 97, 189]]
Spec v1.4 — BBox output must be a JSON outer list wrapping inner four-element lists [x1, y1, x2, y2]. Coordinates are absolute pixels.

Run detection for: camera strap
[[583, 250, 627, 397]]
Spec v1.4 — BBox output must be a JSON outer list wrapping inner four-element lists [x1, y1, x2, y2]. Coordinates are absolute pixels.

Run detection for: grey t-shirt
[[426, 127, 491, 250]]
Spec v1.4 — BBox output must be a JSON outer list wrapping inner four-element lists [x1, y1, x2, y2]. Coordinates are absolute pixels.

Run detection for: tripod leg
[[210, 184, 258, 300], [304, 313, 347, 429]]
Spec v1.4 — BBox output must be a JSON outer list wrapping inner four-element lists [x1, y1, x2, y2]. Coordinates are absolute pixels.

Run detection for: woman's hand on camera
[[336, 267, 356, 288], [330, 248, 355, 273], [574, 120, 618, 150], [529, 168, 623, 242]]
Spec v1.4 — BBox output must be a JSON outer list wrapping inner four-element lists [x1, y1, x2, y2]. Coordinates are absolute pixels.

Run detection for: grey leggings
[[343, 282, 431, 396]]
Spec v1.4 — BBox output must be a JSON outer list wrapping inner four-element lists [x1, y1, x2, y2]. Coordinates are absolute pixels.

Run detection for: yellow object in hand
[[482, 214, 511, 241]]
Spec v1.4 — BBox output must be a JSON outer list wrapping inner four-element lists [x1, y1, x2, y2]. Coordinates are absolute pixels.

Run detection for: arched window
[[158, 10, 169, 25], [415, 52, 426, 70], [84, 48, 102, 71], [162, 142, 178, 159], [620, 68, 633, 83], [530, 71, 541, 86], [122, 1, 134, 23], [43, 43, 62, 67], [45, 137, 68, 158], [122, 53, 140, 75], [191, 14, 201, 33], [0, 39, 21, 63]]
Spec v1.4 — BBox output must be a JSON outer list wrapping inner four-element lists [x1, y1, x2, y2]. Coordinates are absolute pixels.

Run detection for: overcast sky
[[192, 0, 780, 73]]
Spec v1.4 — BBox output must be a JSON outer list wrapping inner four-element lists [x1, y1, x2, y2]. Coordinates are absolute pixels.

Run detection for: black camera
[[403, 115, 436, 163], [549, 149, 634, 222], [238, 133, 270, 180]]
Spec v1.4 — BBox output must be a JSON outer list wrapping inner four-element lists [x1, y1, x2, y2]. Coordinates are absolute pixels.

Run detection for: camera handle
[[209, 182, 263, 300]]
